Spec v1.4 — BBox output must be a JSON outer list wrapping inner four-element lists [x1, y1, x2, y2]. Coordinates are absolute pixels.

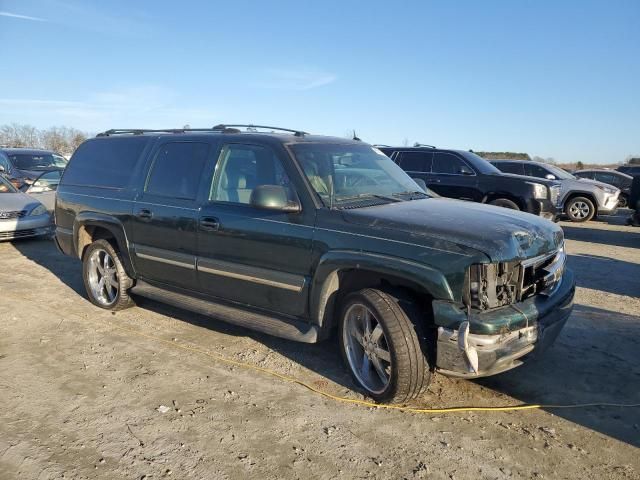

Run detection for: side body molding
[[73, 211, 136, 277], [310, 250, 455, 334]]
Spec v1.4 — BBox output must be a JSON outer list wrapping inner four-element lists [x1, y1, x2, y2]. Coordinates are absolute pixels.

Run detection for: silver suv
[[491, 160, 619, 222]]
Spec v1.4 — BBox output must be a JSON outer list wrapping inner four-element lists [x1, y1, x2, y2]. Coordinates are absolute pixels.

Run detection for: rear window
[[62, 137, 151, 189]]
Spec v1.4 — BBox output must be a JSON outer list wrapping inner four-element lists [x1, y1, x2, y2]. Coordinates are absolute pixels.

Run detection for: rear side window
[[397, 151, 432, 172], [495, 162, 525, 175], [145, 142, 209, 200], [62, 137, 150, 189]]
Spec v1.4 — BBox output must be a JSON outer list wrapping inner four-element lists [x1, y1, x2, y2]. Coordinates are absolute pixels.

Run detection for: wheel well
[[324, 269, 435, 332], [483, 193, 524, 210], [77, 224, 116, 259], [564, 192, 598, 214]]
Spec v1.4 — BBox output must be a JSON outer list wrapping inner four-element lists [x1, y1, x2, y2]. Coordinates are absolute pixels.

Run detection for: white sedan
[[0, 175, 52, 241]]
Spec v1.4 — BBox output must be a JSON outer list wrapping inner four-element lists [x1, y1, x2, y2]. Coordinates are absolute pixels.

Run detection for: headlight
[[527, 182, 548, 199], [29, 204, 47, 216], [595, 184, 618, 194]]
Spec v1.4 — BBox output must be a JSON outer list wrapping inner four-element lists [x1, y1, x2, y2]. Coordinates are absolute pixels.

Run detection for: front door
[[197, 142, 315, 317], [426, 152, 480, 201], [395, 151, 433, 185], [131, 140, 214, 290]]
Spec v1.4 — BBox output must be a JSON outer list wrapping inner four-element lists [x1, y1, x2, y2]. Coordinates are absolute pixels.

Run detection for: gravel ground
[[1, 213, 639, 480]]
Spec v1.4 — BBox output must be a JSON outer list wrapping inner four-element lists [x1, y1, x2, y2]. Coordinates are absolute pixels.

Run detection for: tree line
[[0, 123, 89, 157]]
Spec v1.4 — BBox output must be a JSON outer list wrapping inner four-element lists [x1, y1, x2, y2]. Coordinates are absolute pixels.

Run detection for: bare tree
[[0, 123, 88, 155]]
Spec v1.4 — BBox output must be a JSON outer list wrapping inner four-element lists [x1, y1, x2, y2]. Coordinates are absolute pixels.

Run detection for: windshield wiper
[[335, 193, 403, 204], [392, 190, 429, 200]]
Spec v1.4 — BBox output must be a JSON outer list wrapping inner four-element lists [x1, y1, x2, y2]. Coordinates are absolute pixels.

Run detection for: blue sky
[[0, 0, 638, 163]]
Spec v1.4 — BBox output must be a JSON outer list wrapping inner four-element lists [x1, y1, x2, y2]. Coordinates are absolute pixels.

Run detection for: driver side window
[[210, 144, 294, 204], [432, 153, 474, 175]]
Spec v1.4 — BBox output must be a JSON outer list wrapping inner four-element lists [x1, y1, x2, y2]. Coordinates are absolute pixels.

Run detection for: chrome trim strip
[[197, 258, 304, 292], [133, 244, 195, 270]]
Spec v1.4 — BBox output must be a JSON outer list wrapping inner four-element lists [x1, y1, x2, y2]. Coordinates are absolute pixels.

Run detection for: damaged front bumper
[[434, 268, 575, 378]]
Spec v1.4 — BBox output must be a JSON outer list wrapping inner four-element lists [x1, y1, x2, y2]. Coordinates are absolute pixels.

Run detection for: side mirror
[[545, 174, 556, 180], [411, 178, 428, 192], [250, 185, 301, 212], [0, 165, 5, 173]]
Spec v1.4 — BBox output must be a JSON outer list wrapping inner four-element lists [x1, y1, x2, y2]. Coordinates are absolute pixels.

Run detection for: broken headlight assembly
[[465, 246, 567, 310]]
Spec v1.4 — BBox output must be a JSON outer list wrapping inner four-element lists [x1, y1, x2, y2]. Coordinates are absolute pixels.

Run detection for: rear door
[[427, 152, 480, 201], [196, 142, 315, 317], [131, 139, 215, 290]]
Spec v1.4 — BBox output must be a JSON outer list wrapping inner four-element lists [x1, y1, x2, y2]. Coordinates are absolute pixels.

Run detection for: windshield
[[544, 164, 575, 180], [9, 153, 67, 170], [0, 175, 17, 193], [291, 143, 427, 206]]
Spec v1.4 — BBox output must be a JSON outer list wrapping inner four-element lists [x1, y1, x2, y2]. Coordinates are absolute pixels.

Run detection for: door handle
[[200, 216, 220, 231], [137, 208, 153, 221]]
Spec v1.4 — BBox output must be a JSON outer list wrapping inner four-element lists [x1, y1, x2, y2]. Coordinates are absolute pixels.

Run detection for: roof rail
[[212, 124, 308, 137], [413, 142, 436, 148], [96, 128, 218, 137], [372, 144, 391, 148]]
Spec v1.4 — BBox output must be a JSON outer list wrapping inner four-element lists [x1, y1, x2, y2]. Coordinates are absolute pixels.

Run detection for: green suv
[[54, 125, 575, 403]]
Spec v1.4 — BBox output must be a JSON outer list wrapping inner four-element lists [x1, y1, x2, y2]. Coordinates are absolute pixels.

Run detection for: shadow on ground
[[11, 237, 640, 448], [568, 253, 640, 297], [562, 223, 640, 249]]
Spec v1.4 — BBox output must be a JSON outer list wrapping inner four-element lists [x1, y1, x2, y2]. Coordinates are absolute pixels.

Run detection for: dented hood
[[342, 198, 563, 263]]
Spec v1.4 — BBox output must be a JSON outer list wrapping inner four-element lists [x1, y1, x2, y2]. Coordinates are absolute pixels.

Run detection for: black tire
[[338, 288, 431, 403], [565, 196, 595, 222], [618, 194, 628, 209], [82, 239, 135, 311], [489, 198, 520, 210]]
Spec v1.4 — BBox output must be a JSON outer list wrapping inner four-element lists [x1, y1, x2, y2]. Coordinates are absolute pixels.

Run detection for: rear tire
[[82, 239, 135, 311], [338, 288, 431, 403], [489, 198, 520, 210], [565, 196, 595, 222]]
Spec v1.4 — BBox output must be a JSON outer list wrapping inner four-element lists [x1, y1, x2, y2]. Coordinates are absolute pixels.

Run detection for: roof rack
[[413, 142, 436, 148], [372, 144, 391, 148], [212, 124, 308, 137], [96, 124, 309, 137]]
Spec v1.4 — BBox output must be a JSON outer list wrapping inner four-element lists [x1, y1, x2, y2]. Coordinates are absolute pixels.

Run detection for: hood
[[16, 167, 62, 179], [488, 172, 556, 185], [342, 198, 564, 263], [574, 177, 620, 191], [0, 192, 42, 212]]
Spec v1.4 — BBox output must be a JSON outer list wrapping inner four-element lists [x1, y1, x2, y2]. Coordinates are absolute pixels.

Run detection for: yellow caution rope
[[107, 322, 640, 414]]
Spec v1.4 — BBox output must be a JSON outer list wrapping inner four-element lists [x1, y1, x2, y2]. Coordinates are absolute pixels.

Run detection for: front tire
[[339, 289, 431, 403], [565, 196, 595, 222], [618, 194, 628, 209], [489, 198, 520, 210], [82, 239, 134, 310]]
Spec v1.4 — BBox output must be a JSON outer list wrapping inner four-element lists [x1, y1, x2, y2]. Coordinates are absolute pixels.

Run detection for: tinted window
[[524, 163, 552, 179], [145, 142, 209, 200], [495, 162, 525, 175], [574, 171, 594, 180], [594, 172, 619, 186], [62, 137, 151, 189], [0, 152, 11, 173], [210, 144, 294, 204], [432, 153, 474, 175], [397, 151, 432, 172]]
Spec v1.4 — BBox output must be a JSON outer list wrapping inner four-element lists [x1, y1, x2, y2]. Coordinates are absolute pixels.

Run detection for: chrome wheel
[[342, 303, 392, 394], [87, 248, 119, 306], [569, 201, 590, 219]]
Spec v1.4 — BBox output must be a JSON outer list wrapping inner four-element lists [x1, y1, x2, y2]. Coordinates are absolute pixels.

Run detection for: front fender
[[73, 212, 136, 277], [310, 250, 454, 332]]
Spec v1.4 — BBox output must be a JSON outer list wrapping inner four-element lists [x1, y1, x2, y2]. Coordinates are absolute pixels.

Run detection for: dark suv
[[377, 146, 559, 221], [55, 125, 575, 403]]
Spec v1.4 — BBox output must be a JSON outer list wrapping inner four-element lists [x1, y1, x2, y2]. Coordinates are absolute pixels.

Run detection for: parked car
[[0, 148, 67, 190], [574, 169, 633, 208], [490, 160, 620, 222], [376, 146, 560, 221], [55, 125, 574, 403], [0, 174, 53, 241], [25, 170, 62, 211], [617, 164, 640, 177]]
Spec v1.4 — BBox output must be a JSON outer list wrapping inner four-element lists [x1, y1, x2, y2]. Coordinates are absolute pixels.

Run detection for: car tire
[[339, 288, 431, 403], [82, 239, 135, 311], [565, 196, 595, 222], [618, 194, 628, 209], [489, 198, 520, 210]]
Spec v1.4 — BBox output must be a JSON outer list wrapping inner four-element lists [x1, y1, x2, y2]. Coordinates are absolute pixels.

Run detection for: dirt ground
[[1, 213, 639, 480]]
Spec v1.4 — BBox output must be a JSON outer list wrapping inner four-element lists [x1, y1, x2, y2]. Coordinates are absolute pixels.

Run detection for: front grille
[[0, 228, 37, 239], [520, 247, 566, 300], [0, 210, 27, 220]]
